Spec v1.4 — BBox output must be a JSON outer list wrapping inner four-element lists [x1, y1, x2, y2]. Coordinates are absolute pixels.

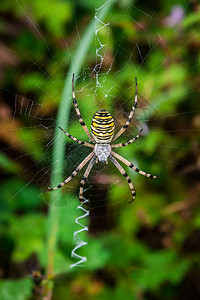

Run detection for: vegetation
[[0, 0, 199, 299]]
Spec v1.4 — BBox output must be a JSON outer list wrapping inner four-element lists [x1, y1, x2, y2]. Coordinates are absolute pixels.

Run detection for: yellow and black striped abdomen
[[91, 109, 115, 143]]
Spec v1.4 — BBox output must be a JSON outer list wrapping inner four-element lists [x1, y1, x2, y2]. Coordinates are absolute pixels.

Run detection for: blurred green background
[[0, 0, 200, 299]]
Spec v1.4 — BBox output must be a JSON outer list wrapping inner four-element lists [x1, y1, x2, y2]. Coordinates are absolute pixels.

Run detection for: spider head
[[91, 109, 115, 143]]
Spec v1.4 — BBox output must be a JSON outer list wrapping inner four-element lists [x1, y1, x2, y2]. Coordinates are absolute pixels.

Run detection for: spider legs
[[111, 151, 158, 179], [45, 152, 94, 192], [58, 126, 94, 148], [110, 154, 136, 203], [111, 128, 143, 148], [72, 73, 95, 142], [79, 156, 96, 203], [112, 77, 137, 142]]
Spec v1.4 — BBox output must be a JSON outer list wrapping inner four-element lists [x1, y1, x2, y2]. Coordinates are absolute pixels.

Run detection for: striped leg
[[58, 126, 94, 148], [112, 77, 137, 142], [45, 151, 94, 192], [111, 151, 158, 179], [110, 154, 136, 203], [79, 156, 96, 203], [72, 73, 95, 142], [111, 129, 143, 148]]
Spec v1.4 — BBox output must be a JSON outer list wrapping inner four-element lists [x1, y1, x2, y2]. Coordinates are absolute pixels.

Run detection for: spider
[[46, 73, 158, 203]]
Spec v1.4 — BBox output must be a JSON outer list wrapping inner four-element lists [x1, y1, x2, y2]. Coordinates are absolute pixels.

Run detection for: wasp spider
[[46, 74, 158, 203]]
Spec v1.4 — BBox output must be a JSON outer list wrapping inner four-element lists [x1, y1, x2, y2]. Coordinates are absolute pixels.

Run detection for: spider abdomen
[[91, 109, 115, 143]]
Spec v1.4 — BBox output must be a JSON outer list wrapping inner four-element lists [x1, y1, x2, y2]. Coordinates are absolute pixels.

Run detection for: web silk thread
[[70, 199, 90, 268], [93, 1, 110, 89]]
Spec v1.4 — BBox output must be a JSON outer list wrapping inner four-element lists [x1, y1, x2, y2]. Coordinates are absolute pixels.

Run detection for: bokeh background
[[0, 0, 200, 299]]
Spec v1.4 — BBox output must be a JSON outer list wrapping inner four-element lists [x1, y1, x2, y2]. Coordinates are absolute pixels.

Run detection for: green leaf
[[131, 250, 190, 290], [19, 72, 46, 92], [0, 278, 33, 300], [0, 152, 20, 174], [0, 179, 41, 213], [8, 214, 46, 262]]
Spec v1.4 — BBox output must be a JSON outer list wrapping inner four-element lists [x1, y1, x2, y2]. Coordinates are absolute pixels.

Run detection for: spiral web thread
[[70, 199, 90, 268]]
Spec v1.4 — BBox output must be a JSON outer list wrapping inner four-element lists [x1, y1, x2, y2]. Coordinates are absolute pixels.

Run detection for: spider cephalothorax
[[94, 144, 111, 163], [46, 73, 158, 204]]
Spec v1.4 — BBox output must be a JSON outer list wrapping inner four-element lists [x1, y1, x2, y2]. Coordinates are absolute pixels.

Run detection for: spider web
[[0, 0, 199, 270]]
